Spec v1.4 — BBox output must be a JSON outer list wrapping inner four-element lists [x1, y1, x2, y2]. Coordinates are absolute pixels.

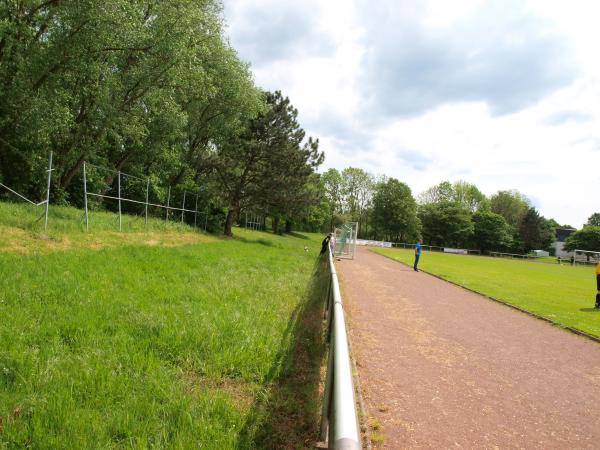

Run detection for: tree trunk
[[272, 216, 280, 234], [285, 219, 292, 233], [224, 206, 239, 236]]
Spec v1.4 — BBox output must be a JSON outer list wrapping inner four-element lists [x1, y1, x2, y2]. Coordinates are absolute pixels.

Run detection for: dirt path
[[336, 247, 600, 449]]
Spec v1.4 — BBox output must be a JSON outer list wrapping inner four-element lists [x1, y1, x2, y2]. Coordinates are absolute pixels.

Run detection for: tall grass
[[372, 247, 600, 338], [0, 201, 328, 448]]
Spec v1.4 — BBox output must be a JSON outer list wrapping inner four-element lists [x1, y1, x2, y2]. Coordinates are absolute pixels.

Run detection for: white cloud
[[223, 0, 600, 227]]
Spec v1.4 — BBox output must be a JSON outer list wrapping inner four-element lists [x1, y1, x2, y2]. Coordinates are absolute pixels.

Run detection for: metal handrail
[[319, 248, 361, 449]]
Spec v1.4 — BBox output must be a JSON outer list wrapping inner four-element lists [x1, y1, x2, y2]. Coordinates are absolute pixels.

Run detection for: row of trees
[[0, 1, 322, 235], [311, 169, 599, 253]]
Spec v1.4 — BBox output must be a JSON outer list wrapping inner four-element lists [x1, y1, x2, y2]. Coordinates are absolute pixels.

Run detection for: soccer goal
[[333, 222, 358, 259], [573, 249, 600, 265]]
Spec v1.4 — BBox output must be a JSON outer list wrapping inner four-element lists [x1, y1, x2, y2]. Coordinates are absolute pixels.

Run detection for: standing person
[[320, 233, 332, 255], [595, 261, 600, 309], [414, 239, 423, 272]]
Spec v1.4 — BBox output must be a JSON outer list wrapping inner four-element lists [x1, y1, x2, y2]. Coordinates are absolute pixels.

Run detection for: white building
[[552, 228, 576, 258]]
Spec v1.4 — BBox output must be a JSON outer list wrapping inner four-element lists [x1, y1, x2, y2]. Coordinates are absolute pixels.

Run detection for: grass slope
[[372, 247, 600, 338], [0, 202, 328, 449]]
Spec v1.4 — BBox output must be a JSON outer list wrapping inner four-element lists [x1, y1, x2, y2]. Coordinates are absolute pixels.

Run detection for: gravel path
[[336, 247, 600, 449]]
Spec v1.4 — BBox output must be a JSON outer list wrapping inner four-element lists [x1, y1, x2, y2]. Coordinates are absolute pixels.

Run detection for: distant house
[[553, 227, 576, 258]]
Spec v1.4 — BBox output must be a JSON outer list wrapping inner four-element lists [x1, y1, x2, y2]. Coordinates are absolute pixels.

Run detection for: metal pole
[[145, 178, 150, 227], [194, 194, 199, 228], [117, 171, 122, 232], [44, 151, 53, 231], [328, 250, 361, 449], [83, 161, 89, 231], [181, 190, 186, 224], [166, 186, 171, 222]]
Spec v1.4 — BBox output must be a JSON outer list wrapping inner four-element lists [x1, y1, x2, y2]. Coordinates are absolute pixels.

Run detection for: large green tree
[[471, 210, 512, 252], [419, 180, 488, 212], [372, 178, 419, 242], [213, 91, 322, 236], [490, 190, 530, 228], [418, 202, 473, 247], [564, 226, 600, 252], [587, 213, 600, 227], [518, 207, 555, 252]]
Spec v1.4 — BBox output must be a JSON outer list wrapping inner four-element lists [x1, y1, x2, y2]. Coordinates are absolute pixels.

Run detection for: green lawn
[[0, 202, 327, 449], [371, 247, 600, 338]]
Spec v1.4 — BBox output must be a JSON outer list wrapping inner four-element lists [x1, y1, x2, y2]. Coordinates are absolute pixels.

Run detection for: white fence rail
[[319, 248, 362, 450], [83, 161, 208, 232], [0, 151, 53, 230]]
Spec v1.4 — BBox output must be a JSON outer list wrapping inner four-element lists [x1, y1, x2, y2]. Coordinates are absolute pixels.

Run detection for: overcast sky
[[222, 0, 599, 228]]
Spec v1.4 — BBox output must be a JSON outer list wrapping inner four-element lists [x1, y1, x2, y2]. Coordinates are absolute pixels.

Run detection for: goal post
[[333, 222, 358, 259]]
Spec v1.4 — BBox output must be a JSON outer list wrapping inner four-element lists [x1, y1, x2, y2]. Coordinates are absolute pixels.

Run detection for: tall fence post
[[145, 178, 150, 227], [181, 190, 186, 224], [194, 194, 199, 228], [117, 171, 122, 231], [165, 186, 171, 222], [83, 161, 89, 231], [44, 151, 53, 231]]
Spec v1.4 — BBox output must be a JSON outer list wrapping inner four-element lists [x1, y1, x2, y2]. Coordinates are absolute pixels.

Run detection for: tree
[[418, 181, 454, 205], [471, 211, 512, 252], [418, 202, 473, 247], [213, 91, 322, 236], [371, 178, 419, 242], [321, 168, 343, 230], [587, 213, 600, 227], [518, 207, 555, 252], [418, 180, 488, 212], [340, 167, 374, 236], [490, 190, 530, 228], [453, 181, 489, 212], [564, 226, 600, 252]]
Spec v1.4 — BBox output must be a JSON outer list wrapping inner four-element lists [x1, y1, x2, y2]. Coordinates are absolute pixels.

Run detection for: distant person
[[595, 261, 600, 309], [570, 255, 575, 266], [414, 239, 423, 272], [320, 233, 332, 255]]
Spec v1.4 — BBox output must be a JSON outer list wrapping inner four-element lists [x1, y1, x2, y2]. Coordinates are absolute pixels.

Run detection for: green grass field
[[0, 202, 328, 449], [372, 247, 600, 338]]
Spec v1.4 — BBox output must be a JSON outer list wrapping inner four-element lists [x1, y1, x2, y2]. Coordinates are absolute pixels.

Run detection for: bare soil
[[337, 247, 600, 449]]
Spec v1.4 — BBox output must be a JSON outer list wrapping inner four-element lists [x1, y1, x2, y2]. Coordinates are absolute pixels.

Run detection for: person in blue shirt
[[414, 239, 423, 271]]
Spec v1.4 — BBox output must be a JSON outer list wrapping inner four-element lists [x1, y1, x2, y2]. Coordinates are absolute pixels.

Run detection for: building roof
[[555, 228, 576, 242]]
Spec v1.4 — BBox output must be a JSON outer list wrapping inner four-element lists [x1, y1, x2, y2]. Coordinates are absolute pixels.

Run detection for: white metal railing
[[0, 151, 53, 231], [319, 248, 361, 450], [83, 161, 208, 232]]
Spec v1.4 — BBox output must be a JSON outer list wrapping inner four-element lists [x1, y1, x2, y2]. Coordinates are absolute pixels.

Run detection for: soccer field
[[371, 247, 600, 339]]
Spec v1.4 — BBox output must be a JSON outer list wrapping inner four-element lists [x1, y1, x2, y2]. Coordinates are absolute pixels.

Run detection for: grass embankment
[[0, 201, 214, 254], [371, 248, 600, 338], [0, 202, 328, 449]]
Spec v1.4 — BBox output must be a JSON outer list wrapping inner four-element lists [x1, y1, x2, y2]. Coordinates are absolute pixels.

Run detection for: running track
[[336, 246, 600, 449]]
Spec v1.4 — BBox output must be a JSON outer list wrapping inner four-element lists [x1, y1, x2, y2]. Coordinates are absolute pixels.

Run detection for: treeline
[[0, 1, 322, 235], [315, 168, 600, 253]]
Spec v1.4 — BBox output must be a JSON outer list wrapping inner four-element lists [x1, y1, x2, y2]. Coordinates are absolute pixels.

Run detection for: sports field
[[371, 247, 600, 338], [0, 202, 327, 449]]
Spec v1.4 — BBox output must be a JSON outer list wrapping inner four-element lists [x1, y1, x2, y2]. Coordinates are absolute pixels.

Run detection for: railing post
[[44, 151, 52, 231], [194, 194, 199, 228], [165, 186, 171, 222], [83, 161, 89, 231], [181, 190, 186, 224], [117, 171, 122, 232], [145, 178, 150, 227]]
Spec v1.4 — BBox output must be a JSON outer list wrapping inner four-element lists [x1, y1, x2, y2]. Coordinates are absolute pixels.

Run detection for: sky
[[222, 0, 599, 228]]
